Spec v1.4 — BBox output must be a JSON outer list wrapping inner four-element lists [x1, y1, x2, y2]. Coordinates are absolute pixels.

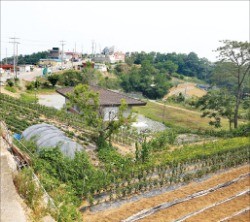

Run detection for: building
[[48, 47, 60, 59], [92, 46, 125, 64], [17, 65, 34, 72], [65, 52, 82, 62], [56, 85, 146, 121], [94, 63, 107, 72], [0, 64, 14, 72]]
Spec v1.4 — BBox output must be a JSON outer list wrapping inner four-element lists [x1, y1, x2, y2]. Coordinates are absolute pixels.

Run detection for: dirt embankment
[[165, 82, 207, 99]]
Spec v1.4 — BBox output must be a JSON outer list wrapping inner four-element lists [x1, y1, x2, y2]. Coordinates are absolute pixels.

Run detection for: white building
[[18, 65, 32, 72], [94, 63, 107, 72]]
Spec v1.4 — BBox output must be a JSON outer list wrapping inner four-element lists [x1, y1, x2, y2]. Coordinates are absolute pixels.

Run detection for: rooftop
[[56, 85, 147, 107]]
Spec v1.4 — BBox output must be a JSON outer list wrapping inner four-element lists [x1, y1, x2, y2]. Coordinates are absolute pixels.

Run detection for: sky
[[1, 1, 249, 62]]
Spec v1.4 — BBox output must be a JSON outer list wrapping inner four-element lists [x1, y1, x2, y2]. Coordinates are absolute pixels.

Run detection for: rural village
[[0, 1, 249, 222]]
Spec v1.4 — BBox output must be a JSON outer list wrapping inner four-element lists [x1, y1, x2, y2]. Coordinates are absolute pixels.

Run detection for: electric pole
[[5, 48, 8, 64], [60, 40, 66, 66], [9, 37, 20, 79]]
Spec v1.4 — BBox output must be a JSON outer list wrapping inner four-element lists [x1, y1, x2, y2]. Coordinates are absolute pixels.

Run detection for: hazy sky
[[1, 1, 249, 61]]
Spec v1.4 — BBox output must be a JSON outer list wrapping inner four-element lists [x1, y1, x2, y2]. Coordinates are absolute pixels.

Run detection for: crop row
[[89, 145, 249, 205]]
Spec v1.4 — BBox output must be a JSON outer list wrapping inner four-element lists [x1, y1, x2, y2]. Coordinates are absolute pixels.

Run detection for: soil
[[82, 165, 250, 222], [165, 83, 207, 99], [228, 211, 250, 222], [141, 177, 249, 222]]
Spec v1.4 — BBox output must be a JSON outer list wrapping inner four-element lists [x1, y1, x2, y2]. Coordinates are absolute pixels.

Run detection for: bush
[[26, 81, 35, 90], [168, 93, 185, 103], [48, 74, 60, 87], [14, 168, 43, 210], [150, 130, 177, 151], [6, 79, 14, 87]]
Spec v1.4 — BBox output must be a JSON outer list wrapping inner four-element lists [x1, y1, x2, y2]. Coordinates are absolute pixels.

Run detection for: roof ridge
[[90, 84, 143, 103]]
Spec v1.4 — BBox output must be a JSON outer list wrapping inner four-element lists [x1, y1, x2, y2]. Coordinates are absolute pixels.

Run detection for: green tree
[[66, 84, 100, 126], [47, 74, 60, 87], [67, 84, 134, 147], [196, 89, 234, 130], [165, 60, 178, 74], [216, 40, 250, 128]]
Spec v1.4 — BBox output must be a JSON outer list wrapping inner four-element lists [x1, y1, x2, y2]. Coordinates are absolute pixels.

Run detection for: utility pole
[[60, 40, 66, 66], [92, 40, 95, 58], [16, 43, 19, 67], [5, 48, 8, 64], [9, 37, 20, 79]]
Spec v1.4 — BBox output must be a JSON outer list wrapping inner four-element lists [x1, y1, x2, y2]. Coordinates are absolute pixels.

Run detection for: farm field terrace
[[83, 165, 250, 222], [1, 93, 249, 221]]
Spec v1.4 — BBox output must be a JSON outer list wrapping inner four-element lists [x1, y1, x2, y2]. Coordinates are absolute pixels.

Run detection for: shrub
[[150, 130, 177, 150], [14, 168, 43, 210], [48, 74, 60, 87], [6, 79, 14, 87], [26, 81, 35, 90]]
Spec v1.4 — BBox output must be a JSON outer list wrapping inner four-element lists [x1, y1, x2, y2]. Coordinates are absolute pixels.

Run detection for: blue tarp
[[13, 133, 22, 140]]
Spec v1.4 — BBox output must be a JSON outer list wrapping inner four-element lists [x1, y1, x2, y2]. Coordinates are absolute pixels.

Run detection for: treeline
[[125, 51, 214, 81], [118, 60, 172, 99], [2, 51, 49, 65]]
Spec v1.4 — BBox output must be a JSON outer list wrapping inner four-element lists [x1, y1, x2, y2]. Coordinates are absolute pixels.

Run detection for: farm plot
[[82, 165, 250, 222], [0, 93, 98, 162]]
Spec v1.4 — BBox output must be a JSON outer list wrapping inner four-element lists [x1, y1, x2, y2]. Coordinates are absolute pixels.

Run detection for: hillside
[[164, 82, 207, 99]]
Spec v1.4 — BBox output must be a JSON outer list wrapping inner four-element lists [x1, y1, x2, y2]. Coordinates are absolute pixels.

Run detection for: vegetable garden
[[1, 93, 249, 221]]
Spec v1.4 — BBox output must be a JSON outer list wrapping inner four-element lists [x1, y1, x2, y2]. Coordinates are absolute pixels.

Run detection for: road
[[1, 61, 83, 82]]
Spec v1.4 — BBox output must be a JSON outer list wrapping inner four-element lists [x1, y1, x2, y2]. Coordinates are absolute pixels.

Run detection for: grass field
[[133, 101, 229, 131]]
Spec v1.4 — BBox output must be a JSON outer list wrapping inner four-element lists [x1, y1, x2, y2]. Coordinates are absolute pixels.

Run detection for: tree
[[216, 40, 250, 128], [165, 60, 178, 74], [196, 89, 234, 130], [67, 84, 134, 147], [67, 84, 100, 126], [47, 74, 60, 87]]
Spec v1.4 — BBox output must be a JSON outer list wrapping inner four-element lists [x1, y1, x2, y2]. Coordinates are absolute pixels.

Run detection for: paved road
[[1, 61, 83, 82]]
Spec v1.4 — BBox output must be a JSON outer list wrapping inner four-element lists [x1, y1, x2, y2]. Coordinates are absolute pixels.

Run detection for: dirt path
[[149, 100, 201, 115], [82, 165, 250, 222]]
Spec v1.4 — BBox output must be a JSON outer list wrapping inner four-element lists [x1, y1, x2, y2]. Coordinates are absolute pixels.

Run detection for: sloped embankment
[[0, 155, 27, 222]]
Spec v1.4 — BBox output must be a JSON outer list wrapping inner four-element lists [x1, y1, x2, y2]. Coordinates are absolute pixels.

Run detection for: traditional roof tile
[[56, 85, 146, 107]]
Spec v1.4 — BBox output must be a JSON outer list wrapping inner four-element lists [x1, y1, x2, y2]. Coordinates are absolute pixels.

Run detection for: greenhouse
[[22, 123, 83, 158]]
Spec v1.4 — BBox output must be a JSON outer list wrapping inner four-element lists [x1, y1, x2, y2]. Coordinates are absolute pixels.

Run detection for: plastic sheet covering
[[22, 123, 83, 158]]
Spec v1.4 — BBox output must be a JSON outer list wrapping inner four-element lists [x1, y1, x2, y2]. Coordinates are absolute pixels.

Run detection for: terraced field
[[83, 165, 250, 222]]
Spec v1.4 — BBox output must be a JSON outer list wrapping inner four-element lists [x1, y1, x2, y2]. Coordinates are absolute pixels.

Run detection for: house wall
[[94, 63, 107, 72], [18, 65, 31, 72], [65, 98, 131, 121], [102, 106, 131, 121]]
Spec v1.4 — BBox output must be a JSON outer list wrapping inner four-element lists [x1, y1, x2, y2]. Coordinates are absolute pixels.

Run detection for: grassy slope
[[133, 101, 229, 131]]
